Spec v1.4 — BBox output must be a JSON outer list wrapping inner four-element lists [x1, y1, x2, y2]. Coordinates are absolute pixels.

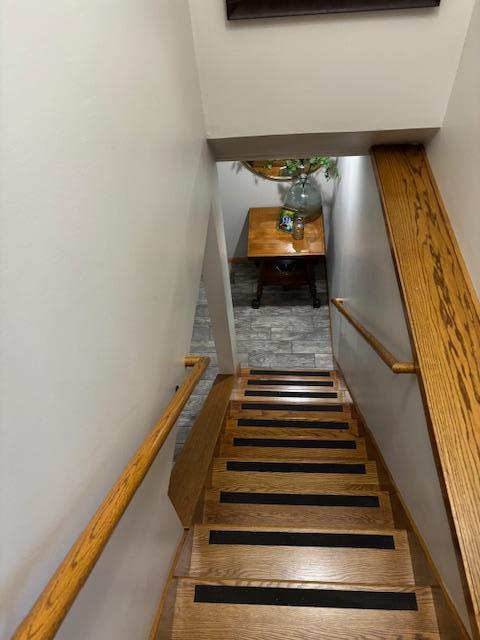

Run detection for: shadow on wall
[[235, 215, 250, 258]]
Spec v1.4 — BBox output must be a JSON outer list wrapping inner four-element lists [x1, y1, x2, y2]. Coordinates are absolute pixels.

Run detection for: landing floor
[[174, 262, 333, 458]]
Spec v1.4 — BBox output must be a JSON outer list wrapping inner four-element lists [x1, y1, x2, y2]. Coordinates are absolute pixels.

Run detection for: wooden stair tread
[[241, 367, 338, 378], [243, 375, 340, 383], [192, 523, 404, 534], [234, 380, 341, 391], [227, 417, 361, 435], [234, 386, 345, 397], [219, 445, 366, 461], [236, 380, 341, 390], [231, 391, 350, 404], [204, 489, 394, 528], [187, 524, 416, 584], [166, 366, 456, 639], [228, 415, 358, 427], [221, 429, 364, 442], [230, 411, 353, 421], [171, 579, 441, 639], [230, 407, 353, 420], [210, 458, 379, 492], [225, 424, 361, 439], [220, 433, 366, 459]]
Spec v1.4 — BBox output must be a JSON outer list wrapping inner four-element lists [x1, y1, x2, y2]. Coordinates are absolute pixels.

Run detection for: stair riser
[[204, 503, 395, 529], [245, 369, 335, 378], [232, 385, 345, 402], [226, 420, 361, 436], [220, 443, 366, 460], [210, 472, 379, 493], [230, 408, 353, 421], [240, 380, 339, 388], [211, 479, 380, 494], [231, 395, 348, 406], [171, 367, 446, 640]]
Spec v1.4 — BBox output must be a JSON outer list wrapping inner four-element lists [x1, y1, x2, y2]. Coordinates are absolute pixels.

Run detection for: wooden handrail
[[331, 298, 416, 374], [11, 355, 209, 640], [373, 145, 480, 636]]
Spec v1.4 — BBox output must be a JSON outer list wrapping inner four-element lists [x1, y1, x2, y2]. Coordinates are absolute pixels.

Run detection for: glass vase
[[283, 174, 323, 223]]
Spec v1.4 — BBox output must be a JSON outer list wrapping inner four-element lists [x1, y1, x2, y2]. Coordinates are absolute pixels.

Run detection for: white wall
[[427, 0, 480, 296], [189, 0, 475, 139], [327, 156, 470, 629], [203, 179, 238, 373], [218, 162, 335, 258], [0, 1, 213, 637], [218, 162, 290, 257]]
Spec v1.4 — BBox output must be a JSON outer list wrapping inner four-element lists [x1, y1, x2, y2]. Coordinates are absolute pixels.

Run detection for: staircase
[[168, 367, 451, 639]]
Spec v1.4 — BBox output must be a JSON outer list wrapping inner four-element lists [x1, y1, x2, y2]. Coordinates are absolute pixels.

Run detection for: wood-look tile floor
[[174, 262, 332, 458]]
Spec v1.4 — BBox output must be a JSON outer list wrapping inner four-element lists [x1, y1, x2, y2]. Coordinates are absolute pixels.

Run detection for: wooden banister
[[11, 355, 209, 640], [331, 297, 416, 374], [169, 373, 235, 526], [373, 145, 480, 637]]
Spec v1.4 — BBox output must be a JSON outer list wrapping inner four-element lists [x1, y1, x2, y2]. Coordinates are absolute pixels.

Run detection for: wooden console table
[[247, 206, 326, 308]]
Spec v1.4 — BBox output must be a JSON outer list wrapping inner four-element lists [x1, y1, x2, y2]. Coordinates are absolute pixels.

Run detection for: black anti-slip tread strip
[[233, 437, 356, 449], [194, 585, 417, 611], [208, 530, 396, 549], [248, 379, 335, 387], [226, 461, 367, 474], [245, 390, 338, 399], [241, 403, 343, 412], [220, 492, 380, 507], [249, 369, 331, 377], [237, 418, 350, 430]]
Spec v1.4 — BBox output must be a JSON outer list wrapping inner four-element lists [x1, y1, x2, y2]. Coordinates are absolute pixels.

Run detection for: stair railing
[[331, 298, 416, 374], [11, 355, 210, 640]]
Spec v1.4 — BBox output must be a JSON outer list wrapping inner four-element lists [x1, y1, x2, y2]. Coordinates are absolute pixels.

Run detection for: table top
[[247, 207, 325, 258]]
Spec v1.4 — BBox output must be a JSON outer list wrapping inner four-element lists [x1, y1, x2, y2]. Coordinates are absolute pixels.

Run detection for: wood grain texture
[[236, 381, 341, 392], [336, 357, 469, 638], [231, 389, 350, 404], [247, 207, 325, 258], [189, 524, 415, 584], [150, 578, 178, 640], [372, 145, 480, 636], [225, 421, 361, 437], [149, 531, 190, 640], [172, 579, 442, 640], [12, 355, 209, 640], [204, 489, 395, 529], [168, 366, 456, 639], [210, 459, 380, 492], [230, 405, 353, 420], [241, 368, 339, 380], [331, 298, 416, 374], [219, 439, 367, 460], [169, 374, 235, 526]]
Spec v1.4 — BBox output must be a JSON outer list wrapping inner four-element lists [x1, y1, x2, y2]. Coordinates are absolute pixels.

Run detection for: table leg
[[306, 260, 321, 308], [252, 260, 265, 309]]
